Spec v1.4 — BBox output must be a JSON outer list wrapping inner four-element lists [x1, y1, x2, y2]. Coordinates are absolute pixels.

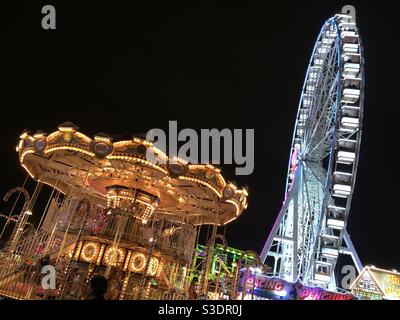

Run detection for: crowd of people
[[16, 254, 198, 300]]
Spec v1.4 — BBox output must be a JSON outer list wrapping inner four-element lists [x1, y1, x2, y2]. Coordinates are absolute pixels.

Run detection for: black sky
[[0, 1, 399, 269]]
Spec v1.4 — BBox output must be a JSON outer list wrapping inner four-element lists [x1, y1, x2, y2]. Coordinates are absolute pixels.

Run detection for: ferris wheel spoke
[[300, 168, 324, 277], [303, 96, 336, 154], [303, 69, 339, 158], [305, 127, 334, 161], [302, 161, 327, 190]]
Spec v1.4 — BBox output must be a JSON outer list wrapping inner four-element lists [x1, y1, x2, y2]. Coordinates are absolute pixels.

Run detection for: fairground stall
[[237, 272, 355, 300], [350, 266, 400, 300]]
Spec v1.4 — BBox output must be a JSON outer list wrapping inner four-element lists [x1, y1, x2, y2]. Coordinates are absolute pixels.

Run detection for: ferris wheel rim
[[286, 17, 340, 189], [286, 16, 364, 198]]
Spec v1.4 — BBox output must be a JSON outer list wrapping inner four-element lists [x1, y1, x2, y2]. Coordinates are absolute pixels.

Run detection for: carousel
[[0, 122, 249, 300]]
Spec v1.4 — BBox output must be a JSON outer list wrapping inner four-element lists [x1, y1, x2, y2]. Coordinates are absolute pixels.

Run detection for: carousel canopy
[[17, 123, 248, 226]]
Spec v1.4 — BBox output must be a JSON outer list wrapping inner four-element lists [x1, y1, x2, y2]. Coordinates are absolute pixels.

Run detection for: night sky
[[1, 1, 399, 270]]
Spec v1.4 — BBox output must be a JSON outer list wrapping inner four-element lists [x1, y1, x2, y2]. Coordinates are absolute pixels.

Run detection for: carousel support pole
[[58, 198, 91, 300], [139, 218, 163, 299], [119, 270, 132, 300], [105, 212, 126, 278], [172, 262, 179, 285]]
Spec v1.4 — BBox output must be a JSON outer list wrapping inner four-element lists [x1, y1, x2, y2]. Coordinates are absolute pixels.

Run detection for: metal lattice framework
[[261, 10, 364, 290]]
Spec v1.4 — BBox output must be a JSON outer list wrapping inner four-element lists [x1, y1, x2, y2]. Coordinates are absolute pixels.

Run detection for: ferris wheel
[[260, 7, 364, 290]]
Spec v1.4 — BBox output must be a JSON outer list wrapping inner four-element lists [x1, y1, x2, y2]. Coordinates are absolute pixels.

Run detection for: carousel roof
[[17, 123, 248, 226]]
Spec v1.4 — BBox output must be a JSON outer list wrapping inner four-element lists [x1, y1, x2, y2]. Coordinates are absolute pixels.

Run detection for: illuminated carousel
[[0, 122, 248, 300]]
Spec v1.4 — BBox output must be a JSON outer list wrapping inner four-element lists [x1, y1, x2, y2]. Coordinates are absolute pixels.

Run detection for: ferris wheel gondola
[[261, 8, 364, 290]]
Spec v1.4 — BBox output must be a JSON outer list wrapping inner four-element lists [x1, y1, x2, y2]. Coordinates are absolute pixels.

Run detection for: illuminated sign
[[367, 268, 400, 300], [239, 272, 354, 300], [296, 283, 354, 300]]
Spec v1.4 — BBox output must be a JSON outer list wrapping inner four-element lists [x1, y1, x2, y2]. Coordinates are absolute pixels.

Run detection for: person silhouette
[[86, 274, 108, 300]]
